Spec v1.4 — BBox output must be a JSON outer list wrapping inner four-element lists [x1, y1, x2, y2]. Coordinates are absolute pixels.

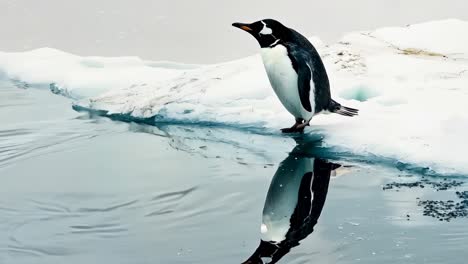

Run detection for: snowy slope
[[1, 19, 468, 175]]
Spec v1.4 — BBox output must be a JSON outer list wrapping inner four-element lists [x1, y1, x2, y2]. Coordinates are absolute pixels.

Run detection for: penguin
[[232, 19, 358, 133], [242, 144, 341, 264]]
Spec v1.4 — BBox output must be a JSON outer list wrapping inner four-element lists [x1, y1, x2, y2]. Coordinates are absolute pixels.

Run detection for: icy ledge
[[1, 19, 468, 175]]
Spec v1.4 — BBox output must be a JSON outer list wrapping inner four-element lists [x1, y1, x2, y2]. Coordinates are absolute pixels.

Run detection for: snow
[[0, 48, 197, 99], [1, 19, 468, 176]]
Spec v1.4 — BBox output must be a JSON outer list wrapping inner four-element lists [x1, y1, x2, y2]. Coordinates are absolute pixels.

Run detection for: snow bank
[[1, 19, 468, 175], [0, 48, 198, 99]]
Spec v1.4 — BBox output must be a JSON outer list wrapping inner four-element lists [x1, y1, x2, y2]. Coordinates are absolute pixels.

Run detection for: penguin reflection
[[242, 145, 340, 264]]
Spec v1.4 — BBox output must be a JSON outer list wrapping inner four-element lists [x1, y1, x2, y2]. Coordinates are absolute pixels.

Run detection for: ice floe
[[1, 19, 468, 175]]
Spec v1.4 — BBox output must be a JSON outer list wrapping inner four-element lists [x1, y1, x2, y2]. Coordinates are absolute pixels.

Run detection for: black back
[[283, 28, 332, 113]]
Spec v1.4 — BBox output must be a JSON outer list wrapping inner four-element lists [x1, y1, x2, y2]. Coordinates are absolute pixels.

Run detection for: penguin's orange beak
[[232, 22, 252, 32]]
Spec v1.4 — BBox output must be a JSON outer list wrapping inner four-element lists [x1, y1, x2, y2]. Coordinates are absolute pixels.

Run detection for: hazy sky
[[1, 0, 467, 63]]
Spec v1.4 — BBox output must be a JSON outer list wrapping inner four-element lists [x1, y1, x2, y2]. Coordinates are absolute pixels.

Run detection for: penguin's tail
[[329, 100, 359, 117]]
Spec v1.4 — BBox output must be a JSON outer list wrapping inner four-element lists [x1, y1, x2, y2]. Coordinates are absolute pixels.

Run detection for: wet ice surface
[[1, 83, 468, 264]]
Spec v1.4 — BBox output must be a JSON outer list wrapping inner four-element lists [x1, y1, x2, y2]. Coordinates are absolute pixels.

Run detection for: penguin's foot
[[281, 119, 305, 133], [281, 127, 304, 133], [296, 122, 308, 129]]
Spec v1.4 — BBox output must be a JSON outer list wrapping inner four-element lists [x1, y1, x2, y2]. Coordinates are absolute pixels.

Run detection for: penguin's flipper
[[296, 62, 312, 112]]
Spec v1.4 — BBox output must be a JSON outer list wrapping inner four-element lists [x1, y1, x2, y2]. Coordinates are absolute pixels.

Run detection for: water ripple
[[144, 187, 198, 218], [150, 186, 197, 202], [78, 199, 139, 213], [4, 244, 72, 257], [70, 223, 128, 235]]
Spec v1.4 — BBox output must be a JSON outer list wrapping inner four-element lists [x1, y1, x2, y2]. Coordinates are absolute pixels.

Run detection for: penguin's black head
[[232, 19, 290, 48]]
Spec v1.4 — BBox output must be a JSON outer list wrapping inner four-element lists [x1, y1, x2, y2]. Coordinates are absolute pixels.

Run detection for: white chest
[[261, 45, 314, 119]]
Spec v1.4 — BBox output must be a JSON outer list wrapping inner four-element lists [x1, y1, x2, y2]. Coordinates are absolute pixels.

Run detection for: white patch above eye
[[260, 21, 273, 35]]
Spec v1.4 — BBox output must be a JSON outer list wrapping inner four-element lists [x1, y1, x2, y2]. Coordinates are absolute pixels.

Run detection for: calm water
[[1, 82, 467, 264]]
